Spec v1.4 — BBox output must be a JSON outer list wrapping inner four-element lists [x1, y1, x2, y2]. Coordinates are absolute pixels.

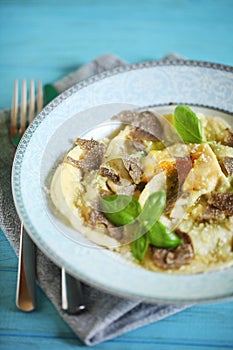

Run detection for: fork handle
[[16, 223, 36, 312], [61, 267, 86, 314]]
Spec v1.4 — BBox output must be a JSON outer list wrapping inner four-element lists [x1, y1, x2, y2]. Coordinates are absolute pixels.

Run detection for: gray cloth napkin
[[0, 53, 188, 346]]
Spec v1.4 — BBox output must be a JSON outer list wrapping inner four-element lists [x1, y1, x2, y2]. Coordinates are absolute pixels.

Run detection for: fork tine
[[11, 79, 44, 144], [20, 79, 27, 134], [37, 80, 43, 113], [13, 78, 43, 313], [29, 79, 35, 124], [11, 79, 18, 138]]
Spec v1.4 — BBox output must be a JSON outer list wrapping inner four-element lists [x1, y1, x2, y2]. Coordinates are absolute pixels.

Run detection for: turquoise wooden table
[[0, 1, 233, 349]]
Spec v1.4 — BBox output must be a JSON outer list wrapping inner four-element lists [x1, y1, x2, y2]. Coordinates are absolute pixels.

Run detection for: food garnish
[[174, 105, 203, 143]]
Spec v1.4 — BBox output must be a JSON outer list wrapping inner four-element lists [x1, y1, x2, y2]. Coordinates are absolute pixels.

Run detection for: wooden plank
[[0, 0, 233, 108], [1, 231, 233, 349]]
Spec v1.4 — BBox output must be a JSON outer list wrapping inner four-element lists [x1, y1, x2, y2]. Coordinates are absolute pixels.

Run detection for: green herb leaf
[[100, 194, 141, 226], [139, 191, 166, 230], [174, 105, 203, 143], [131, 224, 149, 261], [148, 221, 183, 248]]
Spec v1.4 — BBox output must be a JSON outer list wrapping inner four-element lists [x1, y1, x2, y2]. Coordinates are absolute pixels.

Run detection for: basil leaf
[[131, 224, 149, 261], [100, 194, 141, 226], [148, 221, 183, 248], [174, 105, 203, 143], [139, 191, 166, 230]]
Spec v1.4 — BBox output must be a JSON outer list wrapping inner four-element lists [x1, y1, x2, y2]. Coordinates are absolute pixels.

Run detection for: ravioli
[[50, 107, 233, 274]]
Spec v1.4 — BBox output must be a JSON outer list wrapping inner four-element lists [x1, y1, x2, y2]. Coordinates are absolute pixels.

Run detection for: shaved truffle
[[151, 231, 194, 270], [208, 192, 233, 216], [175, 157, 193, 185], [223, 128, 233, 147], [122, 153, 143, 184], [88, 209, 124, 240], [75, 138, 100, 150], [65, 139, 105, 171], [221, 157, 233, 176], [200, 206, 225, 222], [88, 209, 110, 227], [164, 158, 192, 215], [100, 159, 132, 184], [100, 167, 120, 184], [130, 127, 158, 141], [113, 110, 164, 140]]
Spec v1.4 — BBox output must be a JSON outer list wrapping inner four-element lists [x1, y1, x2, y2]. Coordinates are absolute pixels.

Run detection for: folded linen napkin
[[0, 53, 189, 346]]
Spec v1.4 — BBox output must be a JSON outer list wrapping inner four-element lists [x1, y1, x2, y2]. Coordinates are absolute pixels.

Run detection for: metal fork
[[11, 79, 43, 311], [11, 79, 86, 314]]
